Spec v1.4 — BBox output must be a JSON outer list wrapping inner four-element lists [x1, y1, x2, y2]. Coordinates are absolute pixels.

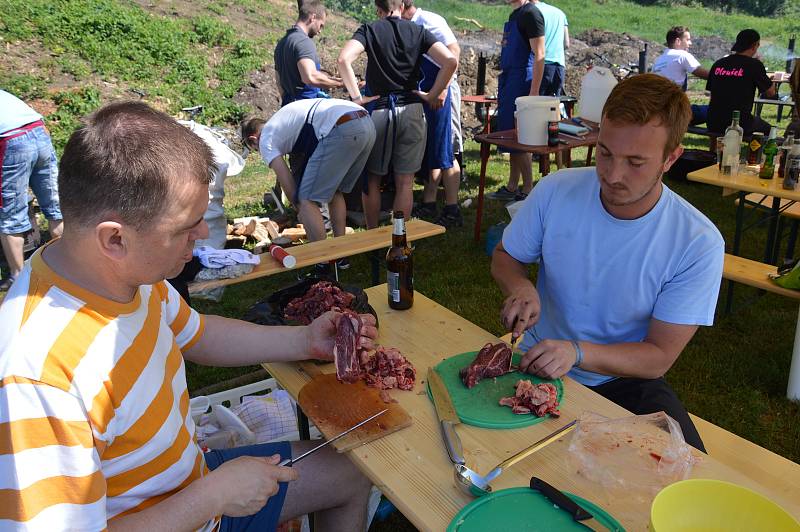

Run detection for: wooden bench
[[722, 253, 800, 299], [690, 413, 800, 502], [188, 219, 445, 294]]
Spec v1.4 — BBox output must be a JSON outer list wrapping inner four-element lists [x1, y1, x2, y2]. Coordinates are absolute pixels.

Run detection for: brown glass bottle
[[386, 211, 413, 310]]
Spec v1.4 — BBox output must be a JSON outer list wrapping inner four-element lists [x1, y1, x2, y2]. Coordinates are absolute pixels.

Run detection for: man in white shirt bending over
[[652, 26, 709, 124]]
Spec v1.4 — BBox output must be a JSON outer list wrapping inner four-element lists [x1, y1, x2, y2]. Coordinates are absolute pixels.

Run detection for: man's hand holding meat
[[307, 311, 379, 361]]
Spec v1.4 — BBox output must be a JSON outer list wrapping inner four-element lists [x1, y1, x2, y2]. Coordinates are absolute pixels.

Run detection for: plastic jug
[[515, 96, 559, 145], [578, 67, 617, 123]]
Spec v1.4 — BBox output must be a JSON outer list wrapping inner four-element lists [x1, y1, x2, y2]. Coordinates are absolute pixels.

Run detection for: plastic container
[[651, 479, 800, 531], [578, 67, 617, 123], [514, 96, 559, 145]]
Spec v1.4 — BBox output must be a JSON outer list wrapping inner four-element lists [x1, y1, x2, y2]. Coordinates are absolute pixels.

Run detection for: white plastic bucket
[[515, 96, 559, 145], [578, 66, 618, 123]]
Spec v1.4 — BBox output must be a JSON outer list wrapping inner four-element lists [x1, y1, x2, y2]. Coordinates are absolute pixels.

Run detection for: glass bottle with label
[[386, 211, 413, 310], [778, 133, 795, 179], [759, 128, 778, 180], [747, 132, 764, 166], [721, 111, 743, 176]]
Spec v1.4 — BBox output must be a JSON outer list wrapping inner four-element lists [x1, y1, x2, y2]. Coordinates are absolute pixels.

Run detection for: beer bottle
[[747, 132, 764, 166], [759, 128, 778, 180], [387, 211, 413, 310]]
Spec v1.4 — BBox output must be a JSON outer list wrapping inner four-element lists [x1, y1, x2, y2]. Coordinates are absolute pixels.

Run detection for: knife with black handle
[[530, 477, 616, 531]]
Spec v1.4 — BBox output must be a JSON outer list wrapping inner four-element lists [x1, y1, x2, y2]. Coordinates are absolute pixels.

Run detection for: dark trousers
[[589, 377, 706, 453]]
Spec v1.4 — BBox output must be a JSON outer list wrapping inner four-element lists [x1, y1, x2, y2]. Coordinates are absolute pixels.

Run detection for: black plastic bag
[[242, 276, 378, 327]]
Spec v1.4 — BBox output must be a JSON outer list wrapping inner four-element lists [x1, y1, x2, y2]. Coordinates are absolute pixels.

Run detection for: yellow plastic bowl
[[651, 479, 800, 531]]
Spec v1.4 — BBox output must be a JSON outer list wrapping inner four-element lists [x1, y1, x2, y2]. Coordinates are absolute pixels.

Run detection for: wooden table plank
[[189, 219, 444, 293], [724, 254, 800, 299], [687, 164, 800, 201], [265, 286, 800, 531]]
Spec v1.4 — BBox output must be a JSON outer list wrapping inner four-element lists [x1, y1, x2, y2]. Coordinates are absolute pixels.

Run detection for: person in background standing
[[652, 26, 709, 125], [274, 0, 342, 106], [532, 0, 569, 97], [0, 89, 63, 291], [337, 0, 457, 228], [401, 0, 464, 227], [486, 0, 545, 203], [706, 29, 776, 136]]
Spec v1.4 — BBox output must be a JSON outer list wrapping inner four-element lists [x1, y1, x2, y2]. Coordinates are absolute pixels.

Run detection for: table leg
[[726, 191, 748, 314], [370, 250, 380, 285], [539, 154, 549, 177], [585, 146, 593, 167], [474, 140, 490, 242], [786, 219, 799, 260], [564, 148, 573, 168], [298, 408, 311, 440], [788, 304, 800, 401], [765, 196, 781, 265]]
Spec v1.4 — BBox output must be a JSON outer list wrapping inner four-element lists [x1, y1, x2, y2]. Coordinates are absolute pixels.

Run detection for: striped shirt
[[0, 247, 213, 530]]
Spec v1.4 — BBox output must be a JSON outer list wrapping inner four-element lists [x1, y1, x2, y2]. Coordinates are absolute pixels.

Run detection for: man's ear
[[662, 145, 684, 174], [95, 221, 127, 261]]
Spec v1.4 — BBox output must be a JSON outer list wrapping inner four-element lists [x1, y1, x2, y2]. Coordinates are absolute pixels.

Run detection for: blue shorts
[[0, 125, 62, 234], [540, 63, 565, 97], [205, 441, 292, 532]]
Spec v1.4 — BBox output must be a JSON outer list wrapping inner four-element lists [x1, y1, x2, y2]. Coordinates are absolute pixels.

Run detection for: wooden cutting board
[[297, 365, 412, 452]]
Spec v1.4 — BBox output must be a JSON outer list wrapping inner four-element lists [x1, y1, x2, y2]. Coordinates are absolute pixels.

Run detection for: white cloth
[[502, 167, 724, 387], [258, 98, 367, 165], [409, 8, 457, 75], [0, 90, 42, 136], [652, 48, 702, 87], [180, 121, 246, 249], [193, 246, 260, 268]]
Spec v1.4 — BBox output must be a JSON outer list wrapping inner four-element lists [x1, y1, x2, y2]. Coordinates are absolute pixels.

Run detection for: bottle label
[[388, 271, 400, 302], [750, 139, 762, 151]]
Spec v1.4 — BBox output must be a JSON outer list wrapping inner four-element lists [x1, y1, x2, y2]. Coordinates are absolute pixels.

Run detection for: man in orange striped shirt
[[0, 101, 377, 531]]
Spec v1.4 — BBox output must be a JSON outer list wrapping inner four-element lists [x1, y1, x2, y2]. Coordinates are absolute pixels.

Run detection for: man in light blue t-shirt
[[491, 74, 724, 451], [532, 0, 569, 96]]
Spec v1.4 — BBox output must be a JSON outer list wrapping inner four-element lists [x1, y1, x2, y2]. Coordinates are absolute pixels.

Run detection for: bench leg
[[787, 219, 799, 260], [789, 305, 800, 401]]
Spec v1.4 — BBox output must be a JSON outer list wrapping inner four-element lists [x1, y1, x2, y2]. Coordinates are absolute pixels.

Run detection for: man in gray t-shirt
[[274, 0, 342, 106]]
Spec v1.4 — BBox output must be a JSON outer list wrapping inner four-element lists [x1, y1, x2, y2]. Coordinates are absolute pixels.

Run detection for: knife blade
[[530, 477, 617, 531], [427, 367, 465, 466], [278, 409, 387, 467]]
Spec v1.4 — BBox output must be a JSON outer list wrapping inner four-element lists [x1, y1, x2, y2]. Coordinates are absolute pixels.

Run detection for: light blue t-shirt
[[502, 167, 724, 387], [537, 2, 568, 66], [0, 90, 42, 136]]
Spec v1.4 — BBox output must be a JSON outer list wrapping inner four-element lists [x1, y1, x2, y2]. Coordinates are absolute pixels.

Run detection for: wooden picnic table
[[263, 285, 800, 531], [688, 165, 800, 400], [472, 125, 599, 242], [188, 220, 445, 294]]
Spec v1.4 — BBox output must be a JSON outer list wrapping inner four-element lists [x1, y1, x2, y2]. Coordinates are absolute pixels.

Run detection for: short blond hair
[[602, 73, 692, 157]]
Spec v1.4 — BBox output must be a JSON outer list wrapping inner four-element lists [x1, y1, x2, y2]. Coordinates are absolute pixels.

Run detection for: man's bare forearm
[[183, 315, 310, 366], [109, 477, 218, 532], [491, 244, 534, 296]]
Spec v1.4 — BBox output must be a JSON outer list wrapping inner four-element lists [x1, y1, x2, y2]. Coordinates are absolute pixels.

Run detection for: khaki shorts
[[366, 103, 426, 176]]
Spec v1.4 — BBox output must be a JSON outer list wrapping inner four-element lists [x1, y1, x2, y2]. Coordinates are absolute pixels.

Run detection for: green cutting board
[[427, 351, 564, 429], [447, 487, 625, 532]]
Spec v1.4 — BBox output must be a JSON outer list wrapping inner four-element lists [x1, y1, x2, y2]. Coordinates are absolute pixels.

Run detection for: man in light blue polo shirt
[[533, 0, 569, 96], [491, 75, 724, 451]]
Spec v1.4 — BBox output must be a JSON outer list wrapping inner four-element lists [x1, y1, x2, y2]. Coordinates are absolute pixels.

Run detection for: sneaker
[[0, 277, 14, 292], [435, 209, 463, 228], [486, 185, 518, 201], [335, 257, 351, 270], [412, 203, 438, 220], [514, 190, 529, 201]]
